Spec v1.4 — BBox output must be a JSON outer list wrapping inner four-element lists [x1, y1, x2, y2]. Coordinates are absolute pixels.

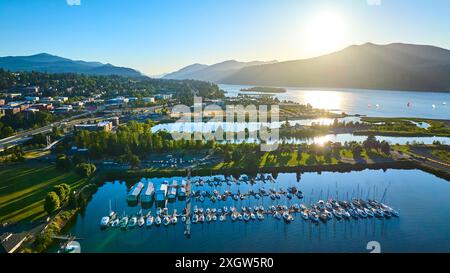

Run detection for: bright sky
[[0, 0, 449, 75]]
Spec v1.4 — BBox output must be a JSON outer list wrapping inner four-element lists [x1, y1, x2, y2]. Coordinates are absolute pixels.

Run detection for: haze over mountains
[[167, 43, 450, 92], [0, 53, 143, 77], [1, 43, 449, 92], [164, 60, 278, 82]]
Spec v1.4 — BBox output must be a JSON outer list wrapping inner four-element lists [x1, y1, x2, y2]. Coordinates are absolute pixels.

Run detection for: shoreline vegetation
[[240, 86, 287, 93]]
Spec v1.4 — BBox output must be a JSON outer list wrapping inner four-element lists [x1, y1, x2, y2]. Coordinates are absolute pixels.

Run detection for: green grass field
[[0, 164, 88, 224]]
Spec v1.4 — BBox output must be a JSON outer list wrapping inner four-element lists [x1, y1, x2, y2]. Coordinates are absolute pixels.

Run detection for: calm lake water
[[219, 84, 450, 119], [152, 119, 449, 145], [64, 169, 450, 253]]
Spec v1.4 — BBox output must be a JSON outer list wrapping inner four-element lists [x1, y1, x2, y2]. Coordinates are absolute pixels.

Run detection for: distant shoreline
[[240, 86, 287, 93]]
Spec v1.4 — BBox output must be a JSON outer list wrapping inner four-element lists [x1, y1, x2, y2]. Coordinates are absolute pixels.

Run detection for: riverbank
[[98, 156, 449, 183]]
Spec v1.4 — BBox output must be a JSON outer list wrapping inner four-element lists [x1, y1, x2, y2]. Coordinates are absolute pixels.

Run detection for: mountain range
[[2, 43, 449, 92], [166, 43, 450, 92], [0, 53, 143, 77], [164, 60, 278, 82]]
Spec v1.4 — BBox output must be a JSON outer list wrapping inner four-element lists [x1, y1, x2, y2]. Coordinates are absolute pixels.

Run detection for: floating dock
[[141, 181, 154, 203], [127, 179, 145, 202]]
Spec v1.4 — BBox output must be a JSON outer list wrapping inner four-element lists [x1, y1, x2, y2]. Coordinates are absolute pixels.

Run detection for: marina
[[63, 169, 450, 253]]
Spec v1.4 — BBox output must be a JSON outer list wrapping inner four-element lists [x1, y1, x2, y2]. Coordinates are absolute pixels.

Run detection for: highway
[[0, 104, 163, 151]]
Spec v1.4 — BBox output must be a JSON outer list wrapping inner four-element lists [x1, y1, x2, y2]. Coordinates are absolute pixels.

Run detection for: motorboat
[[243, 213, 250, 221], [257, 213, 264, 220], [120, 216, 128, 229], [128, 216, 137, 228], [296, 191, 303, 199], [231, 213, 237, 221], [300, 210, 309, 220], [212, 215, 217, 221], [250, 212, 256, 220], [138, 216, 145, 227], [219, 215, 225, 221], [273, 212, 282, 220], [348, 208, 359, 219], [146, 215, 154, 227], [100, 216, 110, 228], [364, 208, 374, 217], [110, 218, 120, 227], [155, 215, 162, 225], [357, 208, 367, 218], [237, 213, 243, 221], [340, 209, 350, 219], [332, 209, 342, 219], [163, 216, 171, 226], [171, 215, 178, 224], [319, 213, 328, 222], [192, 214, 198, 223], [373, 208, 384, 218], [309, 211, 319, 223]]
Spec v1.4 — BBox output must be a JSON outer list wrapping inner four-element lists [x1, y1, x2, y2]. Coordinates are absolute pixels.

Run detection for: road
[[0, 106, 106, 151], [0, 104, 163, 151]]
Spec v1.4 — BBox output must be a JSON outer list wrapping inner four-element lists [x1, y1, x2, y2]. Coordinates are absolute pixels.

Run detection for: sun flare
[[302, 10, 348, 57]]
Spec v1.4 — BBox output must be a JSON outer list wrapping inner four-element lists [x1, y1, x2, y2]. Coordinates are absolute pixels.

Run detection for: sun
[[302, 10, 348, 57]]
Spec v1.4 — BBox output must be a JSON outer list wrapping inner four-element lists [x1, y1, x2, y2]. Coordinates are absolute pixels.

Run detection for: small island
[[240, 86, 287, 93]]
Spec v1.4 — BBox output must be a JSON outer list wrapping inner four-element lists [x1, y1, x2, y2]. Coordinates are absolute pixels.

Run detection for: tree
[[44, 192, 60, 214], [380, 141, 391, 154], [75, 163, 96, 177], [56, 154, 72, 171], [351, 143, 363, 158]]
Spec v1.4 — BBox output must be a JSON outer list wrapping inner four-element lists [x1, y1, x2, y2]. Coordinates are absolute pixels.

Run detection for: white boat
[[192, 214, 198, 223], [237, 213, 243, 221], [219, 215, 225, 221], [146, 215, 154, 227], [257, 213, 264, 220], [231, 213, 237, 221], [206, 214, 212, 222], [172, 215, 178, 224], [243, 213, 250, 221], [163, 216, 171, 226], [128, 216, 137, 227], [100, 216, 110, 228], [250, 212, 256, 220], [155, 216, 162, 225], [138, 216, 145, 227], [110, 218, 120, 227]]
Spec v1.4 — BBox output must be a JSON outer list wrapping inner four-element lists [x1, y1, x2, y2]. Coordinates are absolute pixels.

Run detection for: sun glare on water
[[302, 10, 348, 57], [302, 90, 342, 110]]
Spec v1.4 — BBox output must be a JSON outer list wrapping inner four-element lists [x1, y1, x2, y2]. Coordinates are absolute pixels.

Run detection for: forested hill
[[0, 69, 224, 104]]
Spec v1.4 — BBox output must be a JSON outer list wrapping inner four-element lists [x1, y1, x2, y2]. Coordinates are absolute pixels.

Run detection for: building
[[0, 106, 21, 116], [143, 97, 155, 103], [74, 121, 113, 132], [31, 103, 53, 111], [25, 96, 39, 102], [155, 94, 173, 100], [53, 105, 73, 114], [18, 86, 39, 96]]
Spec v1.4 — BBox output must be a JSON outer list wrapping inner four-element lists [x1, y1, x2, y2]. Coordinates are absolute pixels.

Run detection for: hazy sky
[[0, 0, 449, 75]]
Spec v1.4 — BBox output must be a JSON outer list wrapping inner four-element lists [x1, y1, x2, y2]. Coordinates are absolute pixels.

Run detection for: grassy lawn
[[0, 164, 88, 224], [23, 150, 50, 160]]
